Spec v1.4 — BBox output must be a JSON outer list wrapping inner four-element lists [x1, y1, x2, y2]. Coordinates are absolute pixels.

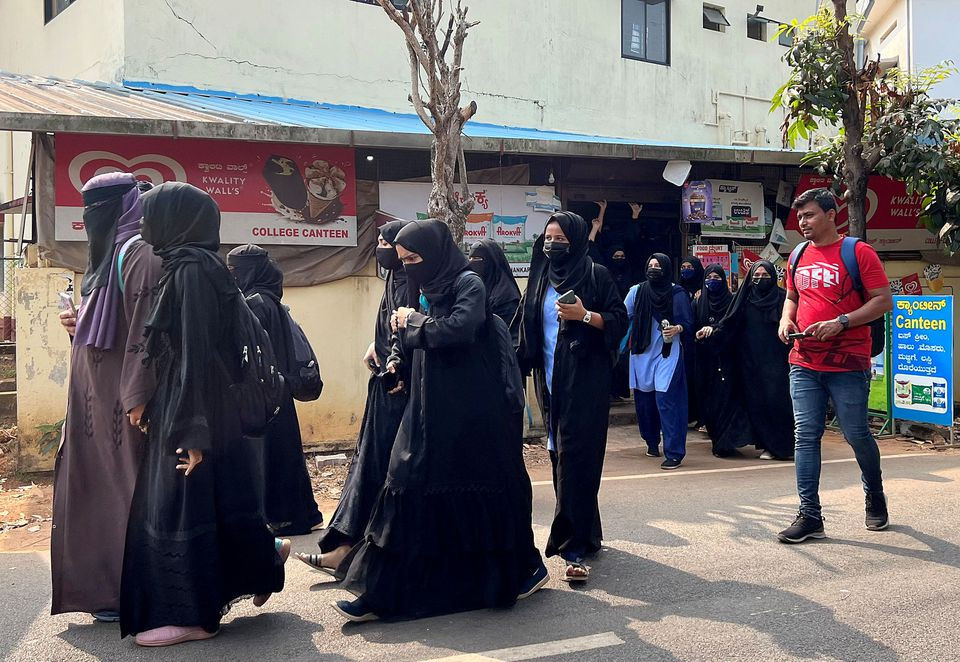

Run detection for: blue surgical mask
[[680, 267, 696, 281], [705, 279, 725, 293]]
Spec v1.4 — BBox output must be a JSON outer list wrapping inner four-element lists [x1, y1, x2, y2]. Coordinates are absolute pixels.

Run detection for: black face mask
[[610, 257, 628, 272], [646, 267, 664, 283], [468, 259, 486, 278], [403, 260, 433, 285], [754, 277, 774, 292], [543, 241, 571, 262], [376, 246, 402, 271]]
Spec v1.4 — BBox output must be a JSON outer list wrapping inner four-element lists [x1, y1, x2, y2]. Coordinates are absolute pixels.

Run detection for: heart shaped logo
[[68, 150, 188, 192], [833, 189, 879, 232]]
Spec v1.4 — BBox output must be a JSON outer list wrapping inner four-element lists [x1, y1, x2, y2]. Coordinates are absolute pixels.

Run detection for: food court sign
[[54, 133, 358, 246], [891, 295, 953, 427]]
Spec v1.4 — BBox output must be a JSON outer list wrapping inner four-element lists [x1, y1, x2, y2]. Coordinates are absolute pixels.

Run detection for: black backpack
[[278, 304, 323, 402], [222, 295, 286, 436], [788, 237, 885, 357], [247, 293, 323, 402]]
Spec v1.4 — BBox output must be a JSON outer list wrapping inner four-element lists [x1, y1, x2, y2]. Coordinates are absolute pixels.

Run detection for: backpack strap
[[116, 234, 141, 294], [787, 240, 810, 290], [840, 236, 864, 294]]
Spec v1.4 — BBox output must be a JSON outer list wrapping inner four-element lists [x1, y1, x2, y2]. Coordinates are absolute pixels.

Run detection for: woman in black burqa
[[306, 220, 413, 574], [120, 183, 285, 647], [515, 212, 628, 583], [699, 260, 794, 460], [468, 238, 522, 331], [335, 219, 545, 622], [692, 265, 750, 457], [679, 256, 705, 427], [226, 244, 323, 536]]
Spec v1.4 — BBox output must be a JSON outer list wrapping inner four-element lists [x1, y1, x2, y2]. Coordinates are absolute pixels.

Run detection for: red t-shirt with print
[[787, 238, 889, 372]]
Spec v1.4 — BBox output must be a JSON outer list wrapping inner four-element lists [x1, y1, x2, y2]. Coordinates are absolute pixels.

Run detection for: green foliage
[[35, 419, 64, 457], [773, 6, 960, 253]]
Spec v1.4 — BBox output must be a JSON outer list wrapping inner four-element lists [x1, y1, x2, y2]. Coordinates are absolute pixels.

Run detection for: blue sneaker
[[518, 563, 549, 600], [332, 597, 379, 623]]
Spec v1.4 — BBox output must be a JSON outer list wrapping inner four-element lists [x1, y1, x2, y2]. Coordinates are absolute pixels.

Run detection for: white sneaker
[[759, 451, 775, 460]]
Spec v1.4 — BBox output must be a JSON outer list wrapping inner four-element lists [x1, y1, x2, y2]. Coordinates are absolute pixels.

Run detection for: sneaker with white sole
[[777, 512, 826, 544], [865, 492, 889, 531]]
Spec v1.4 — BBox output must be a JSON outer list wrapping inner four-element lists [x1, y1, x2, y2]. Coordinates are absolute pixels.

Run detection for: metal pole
[[16, 136, 35, 260]]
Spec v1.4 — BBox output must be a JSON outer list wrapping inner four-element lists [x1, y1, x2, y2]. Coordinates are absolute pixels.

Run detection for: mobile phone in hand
[[59, 292, 76, 315], [557, 290, 577, 305], [787, 332, 809, 341]]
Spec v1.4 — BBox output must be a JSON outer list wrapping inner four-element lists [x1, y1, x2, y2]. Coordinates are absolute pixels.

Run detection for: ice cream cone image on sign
[[304, 160, 347, 224], [924, 264, 944, 293]]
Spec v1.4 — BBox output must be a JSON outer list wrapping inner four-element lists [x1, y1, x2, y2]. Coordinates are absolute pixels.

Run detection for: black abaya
[[227, 244, 323, 536], [693, 266, 750, 456], [517, 212, 628, 560], [711, 261, 795, 459], [318, 220, 412, 554], [120, 183, 283, 637], [339, 220, 540, 619]]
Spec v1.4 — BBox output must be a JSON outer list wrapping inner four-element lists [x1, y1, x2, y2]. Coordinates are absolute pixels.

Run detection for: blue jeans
[[634, 364, 688, 462], [789, 366, 884, 519]]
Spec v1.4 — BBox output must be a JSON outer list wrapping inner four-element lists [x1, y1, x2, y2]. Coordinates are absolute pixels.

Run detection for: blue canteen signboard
[[891, 295, 954, 427]]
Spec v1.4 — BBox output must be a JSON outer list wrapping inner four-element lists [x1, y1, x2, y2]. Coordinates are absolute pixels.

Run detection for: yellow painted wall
[[15, 267, 73, 472]]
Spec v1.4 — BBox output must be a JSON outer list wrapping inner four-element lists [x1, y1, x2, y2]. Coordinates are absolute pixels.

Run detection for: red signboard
[[55, 133, 358, 246], [785, 175, 935, 251]]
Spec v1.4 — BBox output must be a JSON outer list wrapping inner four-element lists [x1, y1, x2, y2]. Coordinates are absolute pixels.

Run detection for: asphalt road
[[3, 433, 959, 661]]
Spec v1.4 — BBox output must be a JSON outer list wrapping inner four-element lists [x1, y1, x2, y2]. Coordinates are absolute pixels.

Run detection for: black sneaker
[[646, 447, 661, 458], [332, 597, 379, 623], [777, 512, 826, 543], [518, 563, 549, 600], [865, 492, 889, 531], [660, 458, 682, 470]]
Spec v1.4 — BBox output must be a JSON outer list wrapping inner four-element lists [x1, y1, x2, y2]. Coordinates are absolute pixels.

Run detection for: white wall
[[0, 0, 125, 81], [119, 0, 817, 147], [909, 0, 960, 99]]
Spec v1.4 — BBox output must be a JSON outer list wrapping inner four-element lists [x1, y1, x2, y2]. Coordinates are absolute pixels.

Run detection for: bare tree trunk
[[833, 0, 869, 239], [377, 0, 478, 244]]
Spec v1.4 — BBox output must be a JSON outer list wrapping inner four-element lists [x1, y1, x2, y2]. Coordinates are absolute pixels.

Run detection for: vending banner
[[891, 295, 954, 427], [691, 244, 732, 286], [699, 179, 767, 239], [785, 174, 934, 252], [379, 181, 557, 276], [55, 133, 358, 246]]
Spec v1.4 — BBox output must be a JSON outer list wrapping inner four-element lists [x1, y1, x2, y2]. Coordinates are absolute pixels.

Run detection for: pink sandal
[[135, 625, 217, 647]]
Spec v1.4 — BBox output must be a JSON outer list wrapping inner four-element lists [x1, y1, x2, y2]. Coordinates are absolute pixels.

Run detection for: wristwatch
[[582, 311, 593, 324], [837, 314, 850, 330]]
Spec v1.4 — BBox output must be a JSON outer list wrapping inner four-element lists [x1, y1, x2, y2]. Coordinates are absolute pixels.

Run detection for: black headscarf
[[393, 219, 470, 303], [695, 264, 733, 328], [79, 177, 138, 298], [140, 183, 236, 354], [718, 259, 785, 327], [469, 239, 521, 314], [226, 244, 284, 301], [679, 255, 705, 298], [542, 211, 592, 292], [518, 212, 594, 361], [630, 253, 682, 355]]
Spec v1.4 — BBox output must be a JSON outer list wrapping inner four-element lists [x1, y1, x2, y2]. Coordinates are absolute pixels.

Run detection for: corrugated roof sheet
[[0, 71, 803, 163]]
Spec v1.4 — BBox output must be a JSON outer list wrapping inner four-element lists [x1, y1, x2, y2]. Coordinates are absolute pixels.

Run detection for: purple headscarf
[[74, 172, 144, 350]]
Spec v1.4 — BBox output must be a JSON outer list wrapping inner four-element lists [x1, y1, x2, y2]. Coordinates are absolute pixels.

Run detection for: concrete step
[[0, 378, 15, 393]]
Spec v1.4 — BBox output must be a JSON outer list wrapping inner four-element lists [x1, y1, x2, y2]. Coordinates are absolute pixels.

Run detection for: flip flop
[[294, 552, 338, 577]]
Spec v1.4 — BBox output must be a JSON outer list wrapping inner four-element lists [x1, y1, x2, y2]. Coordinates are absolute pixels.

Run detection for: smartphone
[[787, 332, 809, 340], [58, 292, 76, 315], [557, 290, 577, 305]]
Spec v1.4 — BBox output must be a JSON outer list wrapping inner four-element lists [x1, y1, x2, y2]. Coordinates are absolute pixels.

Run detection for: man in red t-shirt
[[776, 188, 892, 544]]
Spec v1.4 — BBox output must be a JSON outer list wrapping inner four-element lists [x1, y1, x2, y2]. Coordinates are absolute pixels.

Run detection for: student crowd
[[52, 175, 892, 647]]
